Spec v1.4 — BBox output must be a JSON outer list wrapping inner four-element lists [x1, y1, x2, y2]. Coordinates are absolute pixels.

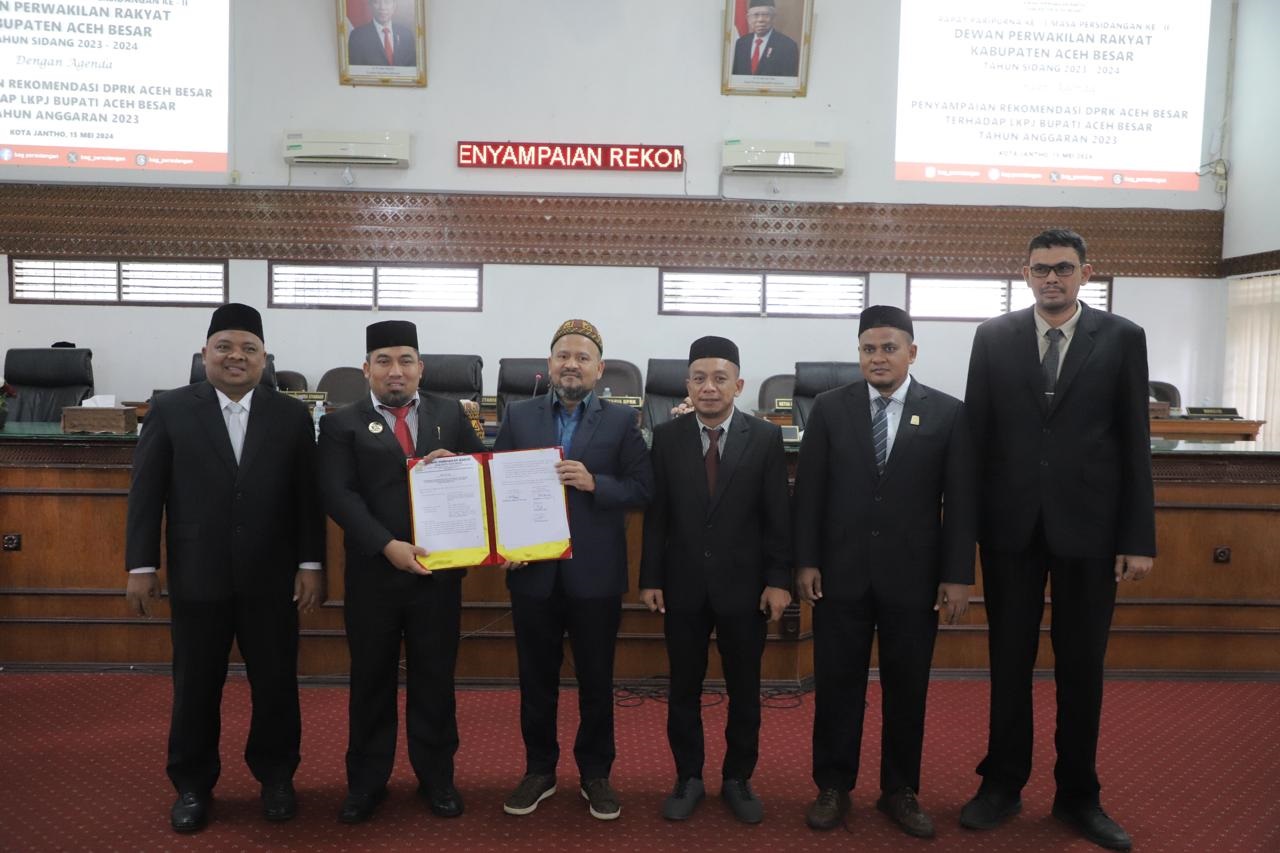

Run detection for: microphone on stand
[[531, 372, 543, 398]]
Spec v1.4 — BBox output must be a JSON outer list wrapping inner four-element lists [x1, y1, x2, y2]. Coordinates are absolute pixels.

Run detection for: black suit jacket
[[318, 392, 486, 593], [347, 20, 416, 66], [494, 394, 652, 600], [125, 382, 324, 602], [964, 303, 1156, 558], [639, 409, 791, 613], [732, 29, 800, 76], [792, 379, 976, 608]]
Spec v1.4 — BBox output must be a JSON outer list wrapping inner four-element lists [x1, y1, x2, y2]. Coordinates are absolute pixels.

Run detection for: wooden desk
[[2, 424, 1277, 680], [1149, 418, 1265, 442]]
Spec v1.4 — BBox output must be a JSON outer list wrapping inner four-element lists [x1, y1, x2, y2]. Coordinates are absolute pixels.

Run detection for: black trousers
[[167, 595, 300, 795], [510, 585, 622, 781], [811, 593, 938, 795], [664, 601, 766, 781], [343, 574, 462, 794], [977, 522, 1118, 805]]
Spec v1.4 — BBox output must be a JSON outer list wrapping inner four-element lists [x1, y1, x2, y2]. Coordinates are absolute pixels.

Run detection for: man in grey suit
[[960, 229, 1155, 851], [495, 318, 652, 822], [794, 305, 976, 839], [640, 335, 792, 824], [126, 303, 324, 833]]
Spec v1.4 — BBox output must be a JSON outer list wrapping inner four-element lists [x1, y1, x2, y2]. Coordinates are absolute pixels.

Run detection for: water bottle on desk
[[312, 400, 326, 440]]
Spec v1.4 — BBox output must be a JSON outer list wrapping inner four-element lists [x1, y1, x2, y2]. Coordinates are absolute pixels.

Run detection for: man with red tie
[[731, 0, 800, 77], [319, 320, 485, 824], [347, 0, 417, 67]]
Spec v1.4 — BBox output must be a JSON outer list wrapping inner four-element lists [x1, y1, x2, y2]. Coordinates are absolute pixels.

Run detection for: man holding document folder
[[495, 318, 653, 821], [318, 320, 485, 824]]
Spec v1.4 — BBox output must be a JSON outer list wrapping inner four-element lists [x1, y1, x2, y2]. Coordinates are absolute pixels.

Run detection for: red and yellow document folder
[[407, 447, 572, 570]]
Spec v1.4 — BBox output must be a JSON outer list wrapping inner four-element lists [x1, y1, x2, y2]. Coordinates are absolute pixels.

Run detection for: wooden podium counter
[[2, 423, 1277, 682]]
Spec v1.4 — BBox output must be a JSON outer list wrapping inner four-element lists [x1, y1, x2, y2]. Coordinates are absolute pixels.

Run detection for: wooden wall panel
[[0, 183, 1225, 278]]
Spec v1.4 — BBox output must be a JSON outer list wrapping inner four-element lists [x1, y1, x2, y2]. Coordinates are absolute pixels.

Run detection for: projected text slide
[[0, 0, 229, 172], [895, 0, 1211, 191]]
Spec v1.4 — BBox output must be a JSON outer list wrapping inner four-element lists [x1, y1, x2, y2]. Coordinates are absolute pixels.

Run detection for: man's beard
[[377, 389, 413, 407], [554, 382, 589, 403]]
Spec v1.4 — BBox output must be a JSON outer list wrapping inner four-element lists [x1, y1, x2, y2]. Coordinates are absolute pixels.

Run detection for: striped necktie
[[872, 396, 890, 474]]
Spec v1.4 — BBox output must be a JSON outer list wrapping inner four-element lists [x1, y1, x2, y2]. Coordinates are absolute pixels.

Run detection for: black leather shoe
[[876, 788, 935, 838], [805, 788, 849, 830], [421, 782, 465, 818], [170, 792, 209, 833], [338, 788, 387, 824], [959, 788, 1022, 830], [261, 782, 297, 822], [1052, 801, 1132, 850]]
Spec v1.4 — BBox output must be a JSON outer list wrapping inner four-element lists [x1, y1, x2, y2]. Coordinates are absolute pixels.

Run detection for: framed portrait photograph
[[337, 0, 427, 87], [721, 0, 813, 97]]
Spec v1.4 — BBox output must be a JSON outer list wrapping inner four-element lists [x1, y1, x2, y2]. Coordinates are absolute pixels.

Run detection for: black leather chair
[[600, 358, 643, 399], [495, 357, 547, 421], [316, 367, 368, 407], [642, 358, 689, 429], [275, 370, 308, 392], [793, 361, 861, 430], [757, 373, 796, 412], [189, 352, 278, 389], [3, 347, 94, 422], [1149, 380, 1182, 409], [420, 353, 483, 403]]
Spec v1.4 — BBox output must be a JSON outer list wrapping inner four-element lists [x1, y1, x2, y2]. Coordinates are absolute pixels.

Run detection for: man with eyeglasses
[[961, 229, 1155, 851]]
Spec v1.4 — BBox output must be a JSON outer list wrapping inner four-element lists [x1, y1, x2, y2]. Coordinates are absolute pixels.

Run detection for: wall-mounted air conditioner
[[722, 139, 845, 176], [283, 131, 411, 167]]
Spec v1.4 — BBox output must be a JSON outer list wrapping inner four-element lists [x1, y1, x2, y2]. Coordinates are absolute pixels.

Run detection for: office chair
[[316, 367, 369, 407], [793, 361, 861, 430], [3, 347, 95, 422], [642, 358, 690, 429], [495, 357, 547, 421], [420, 353, 483, 402], [757, 373, 796, 412]]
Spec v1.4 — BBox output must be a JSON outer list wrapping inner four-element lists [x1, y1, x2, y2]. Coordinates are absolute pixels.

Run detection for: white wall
[[2, 0, 1235, 210], [0, 0, 1247, 409], [1222, 0, 1280, 259]]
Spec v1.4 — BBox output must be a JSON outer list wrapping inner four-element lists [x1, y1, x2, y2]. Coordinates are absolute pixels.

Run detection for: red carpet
[[0, 674, 1277, 851]]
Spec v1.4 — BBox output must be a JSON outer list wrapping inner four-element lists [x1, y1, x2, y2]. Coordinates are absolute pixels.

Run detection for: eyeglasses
[[1028, 262, 1077, 278]]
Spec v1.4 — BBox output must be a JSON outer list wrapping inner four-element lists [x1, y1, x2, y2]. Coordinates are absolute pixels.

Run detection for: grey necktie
[[1042, 328, 1066, 398], [872, 396, 890, 474], [225, 401, 245, 463]]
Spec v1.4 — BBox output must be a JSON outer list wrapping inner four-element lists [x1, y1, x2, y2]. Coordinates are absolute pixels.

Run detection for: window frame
[[906, 272, 1113, 321], [657, 267, 869, 319], [267, 260, 484, 312], [8, 256, 229, 307]]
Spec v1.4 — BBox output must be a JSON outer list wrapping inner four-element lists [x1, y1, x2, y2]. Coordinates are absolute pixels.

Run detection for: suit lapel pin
[[368, 421, 384, 434], [910, 414, 921, 426]]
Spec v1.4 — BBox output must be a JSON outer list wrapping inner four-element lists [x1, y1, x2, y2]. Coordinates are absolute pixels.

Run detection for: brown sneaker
[[805, 787, 849, 830], [503, 773, 556, 816], [877, 788, 935, 838], [580, 778, 621, 820]]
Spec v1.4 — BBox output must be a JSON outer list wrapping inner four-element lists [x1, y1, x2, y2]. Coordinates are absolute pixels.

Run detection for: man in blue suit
[[495, 318, 653, 822], [347, 0, 416, 67], [731, 0, 800, 77]]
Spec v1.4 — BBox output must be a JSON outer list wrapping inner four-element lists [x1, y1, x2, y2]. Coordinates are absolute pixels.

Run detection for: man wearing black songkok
[[126, 303, 325, 832], [319, 319, 486, 824], [639, 336, 792, 824], [793, 306, 977, 838]]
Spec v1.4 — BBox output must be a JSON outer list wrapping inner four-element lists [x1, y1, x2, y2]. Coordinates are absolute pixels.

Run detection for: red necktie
[[705, 426, 722, 494], [384, 403, 415, 456], [750, 37, 763, 73], [382, 27, 394, 64]]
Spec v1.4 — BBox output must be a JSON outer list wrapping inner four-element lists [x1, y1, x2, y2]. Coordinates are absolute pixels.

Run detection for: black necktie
[[1042, 328, 1065, 398]]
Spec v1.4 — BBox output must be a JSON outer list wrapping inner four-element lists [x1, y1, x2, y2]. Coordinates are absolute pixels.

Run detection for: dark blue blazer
[[494, 393, 652, 599], [731, 28, 800, 77], [347, 20, 416, 67]]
